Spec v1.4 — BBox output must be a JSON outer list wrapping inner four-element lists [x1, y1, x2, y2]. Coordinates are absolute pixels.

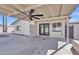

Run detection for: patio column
[[67, 17, 69, 43], [3, 16, 8, 32], [29, 20, 31, 37], [3, 16, 5, 32], [5, 16, 7, 32]]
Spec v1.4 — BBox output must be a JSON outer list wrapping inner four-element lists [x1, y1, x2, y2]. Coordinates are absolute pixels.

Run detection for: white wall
[[13, 20, 30, 36], [7, 26, 14, 33], [74, 24, 79, 39], [31, 18, 67, 38], [30, 24, 37, 37], [13, 18, 67, 38], [0, 26, 3, 33]]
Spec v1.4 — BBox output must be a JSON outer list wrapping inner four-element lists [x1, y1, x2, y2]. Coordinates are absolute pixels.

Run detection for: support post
[[29, 20, 31, 37], [67, 17, 69, 43], [5, 16, 7, 32], [3, 16, 4, 32]]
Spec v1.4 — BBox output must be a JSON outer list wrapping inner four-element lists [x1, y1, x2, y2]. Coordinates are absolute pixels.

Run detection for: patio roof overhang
[[0, 4, 76, 20]]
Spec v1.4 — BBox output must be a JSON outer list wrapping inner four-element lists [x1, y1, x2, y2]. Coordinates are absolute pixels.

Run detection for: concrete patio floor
[[0, 33, 76, 55]]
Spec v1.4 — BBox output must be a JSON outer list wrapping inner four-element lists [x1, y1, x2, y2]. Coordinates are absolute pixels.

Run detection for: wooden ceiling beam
[[34, 15, 68, 21]]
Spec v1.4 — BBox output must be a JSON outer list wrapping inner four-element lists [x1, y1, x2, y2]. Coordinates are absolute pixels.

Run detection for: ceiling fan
[[15, 8, 43, 21]]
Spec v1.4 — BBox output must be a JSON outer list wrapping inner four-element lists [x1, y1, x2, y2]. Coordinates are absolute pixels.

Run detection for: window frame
[[52, 22, 62, 32], [16, 25, 21, 31]]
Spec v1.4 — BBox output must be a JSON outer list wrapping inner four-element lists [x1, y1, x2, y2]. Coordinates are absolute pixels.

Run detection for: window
[[52, 23, 62, 32], [57, 23, 61, 27]]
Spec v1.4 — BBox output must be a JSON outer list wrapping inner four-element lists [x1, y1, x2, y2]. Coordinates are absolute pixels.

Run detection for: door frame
[[39, 23, 49, 36]]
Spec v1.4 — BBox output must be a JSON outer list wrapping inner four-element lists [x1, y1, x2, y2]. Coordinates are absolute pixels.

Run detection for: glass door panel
[[45, 25, 49, 35], [39, 23, 49, 36]]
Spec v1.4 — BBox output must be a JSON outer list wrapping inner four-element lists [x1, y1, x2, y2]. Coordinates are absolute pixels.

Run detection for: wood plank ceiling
[[0, 4, 32, 15], [0, 4, 76, 20]]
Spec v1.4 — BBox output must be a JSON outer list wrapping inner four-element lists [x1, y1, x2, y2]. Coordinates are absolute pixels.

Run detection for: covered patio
[[0, 4, 78, 55]]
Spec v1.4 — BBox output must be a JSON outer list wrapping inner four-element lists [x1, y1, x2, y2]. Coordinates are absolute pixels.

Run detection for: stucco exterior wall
[[74, 24, 79, 39], [13, 20, 30, 36], [69, 23, 79, 40], [0, 26, 3, 33], [7, 26, 14, 33], [30, 24, 37, 37], [30, 18, 67, 38], [13, 18, 67, 38]]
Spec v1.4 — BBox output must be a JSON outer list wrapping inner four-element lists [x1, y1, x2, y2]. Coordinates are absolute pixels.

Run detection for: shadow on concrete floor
[[50, 43, 68, 55]]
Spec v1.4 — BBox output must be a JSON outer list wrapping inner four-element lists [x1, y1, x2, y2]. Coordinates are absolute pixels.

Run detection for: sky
[[0, 5, 79, 25], [70, 5, 79, 22], [0, 15, 16, 25]]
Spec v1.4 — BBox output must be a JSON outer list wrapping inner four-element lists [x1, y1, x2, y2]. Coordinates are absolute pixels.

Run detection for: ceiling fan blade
[[29, 9, 35, 15], [15, 9, 27, 16], [29, 17, 33, 21], [32, 14, 43, 16], [32, 16, 40, 19]]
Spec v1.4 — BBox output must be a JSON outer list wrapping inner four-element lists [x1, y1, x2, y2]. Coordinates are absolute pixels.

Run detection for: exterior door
[[69, 26, 74, 39], [39, 23, 49, 36], [65, 25, 74, 39], [65, 24, 67, 38]]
